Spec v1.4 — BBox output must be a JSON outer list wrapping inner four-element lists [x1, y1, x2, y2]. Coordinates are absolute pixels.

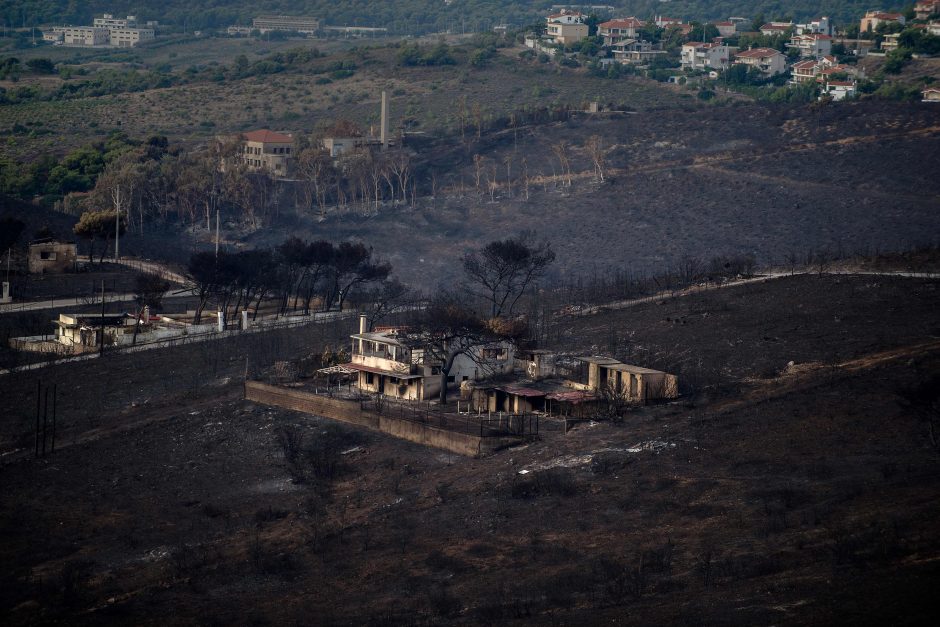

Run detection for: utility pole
[[99, 280, 105, 356], [114, 184, 121, 261], [215, 205, 220, 258]]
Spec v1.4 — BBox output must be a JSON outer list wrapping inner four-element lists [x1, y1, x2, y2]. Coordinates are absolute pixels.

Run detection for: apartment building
[[252, 15, 320, 35], [680, 42, 731, 70]]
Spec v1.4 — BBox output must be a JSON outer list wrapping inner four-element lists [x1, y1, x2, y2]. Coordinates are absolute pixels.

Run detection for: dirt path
[[567, 269, 940, 317], [711, 338, 940, 416]]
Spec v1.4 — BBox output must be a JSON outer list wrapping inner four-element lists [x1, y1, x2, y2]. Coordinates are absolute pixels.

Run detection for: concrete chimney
[[359, 313, 368, 334], [380, 90, 389, 150]]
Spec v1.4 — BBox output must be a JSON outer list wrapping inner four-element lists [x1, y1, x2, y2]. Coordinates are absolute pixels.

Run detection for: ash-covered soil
[[1, 274, 938, 625]]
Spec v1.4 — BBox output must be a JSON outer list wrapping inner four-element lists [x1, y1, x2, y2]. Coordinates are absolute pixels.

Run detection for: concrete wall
[[245, 381, 490, 457]]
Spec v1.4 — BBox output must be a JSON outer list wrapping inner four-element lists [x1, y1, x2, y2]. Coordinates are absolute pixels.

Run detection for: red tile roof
[[241, 129, 293, 143], [600, 17, 645, 29], [735, 47, 784, 58]]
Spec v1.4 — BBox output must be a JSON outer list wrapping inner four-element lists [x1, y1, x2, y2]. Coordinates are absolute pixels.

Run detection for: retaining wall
[[244, 381, 497, 457]]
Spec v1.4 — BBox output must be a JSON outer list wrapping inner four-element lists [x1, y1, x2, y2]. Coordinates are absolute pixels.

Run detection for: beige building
[[252, 15, 320, 35], [734, 47, 787, 76], [28, 240, 77, 274], [916, 1, 940, 19], [923, 88, 940, 102], [348, 315, 514, 401], [62, 27, 110, 46], [109, 27, 155, 47], [45, 15, 154, 48], [545, 11, 588, 45], [568, 356, 679, 402], [53, 313, 134, 352], [711, 21, 737, 37], [239, 129, 294, 175], [860, 11, 905, 33]]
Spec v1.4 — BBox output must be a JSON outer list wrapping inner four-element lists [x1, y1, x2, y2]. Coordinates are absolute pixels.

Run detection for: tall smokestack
[[380, 90, 389, 150], [359, 314, 367, 334]]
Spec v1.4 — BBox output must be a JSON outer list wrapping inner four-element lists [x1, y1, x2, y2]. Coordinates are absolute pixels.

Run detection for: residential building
[[791, 57, 863, 86], [821, 80, 857, 101], [795, 16, 832, 36], [545, 11, 588, 45], [27, 240, 77, 274], [348, 316, 514, 401], [881, 33, 901, 51], [598, 17, 645, 45], [52, 313, 135, 351], [654, 16, 684, 29], [252, 15, 320, 35], [928, 21, 940, 36], [728, 17, 749, 31], [238, 129, 294, 175], [680, 42, 731, 70], [790, 59, 819, 84], [759, 22, 793, 37], [816, 63, 864, 82], [787, 33, 833, 58], [734, 47, 787, 75], [611, 39, 666, 64], [711, 21, 736, 37], [860, 11, 905, 33], [921, 87, 940, 102], [915, 1, 940, 20]]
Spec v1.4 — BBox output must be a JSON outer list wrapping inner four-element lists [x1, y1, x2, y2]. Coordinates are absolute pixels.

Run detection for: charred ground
[[1, 272, 938, 625]]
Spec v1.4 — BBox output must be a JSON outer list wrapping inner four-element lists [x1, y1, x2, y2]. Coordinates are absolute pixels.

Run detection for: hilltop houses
[[524, 5, 914, 102]]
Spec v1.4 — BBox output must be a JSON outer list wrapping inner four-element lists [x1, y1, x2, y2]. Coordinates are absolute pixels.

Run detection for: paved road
[[1, 256, 193, 314]]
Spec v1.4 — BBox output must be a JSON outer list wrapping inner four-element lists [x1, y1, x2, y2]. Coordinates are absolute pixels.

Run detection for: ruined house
[[27, 239, 77, 274], [347, 315, 514, 401]]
